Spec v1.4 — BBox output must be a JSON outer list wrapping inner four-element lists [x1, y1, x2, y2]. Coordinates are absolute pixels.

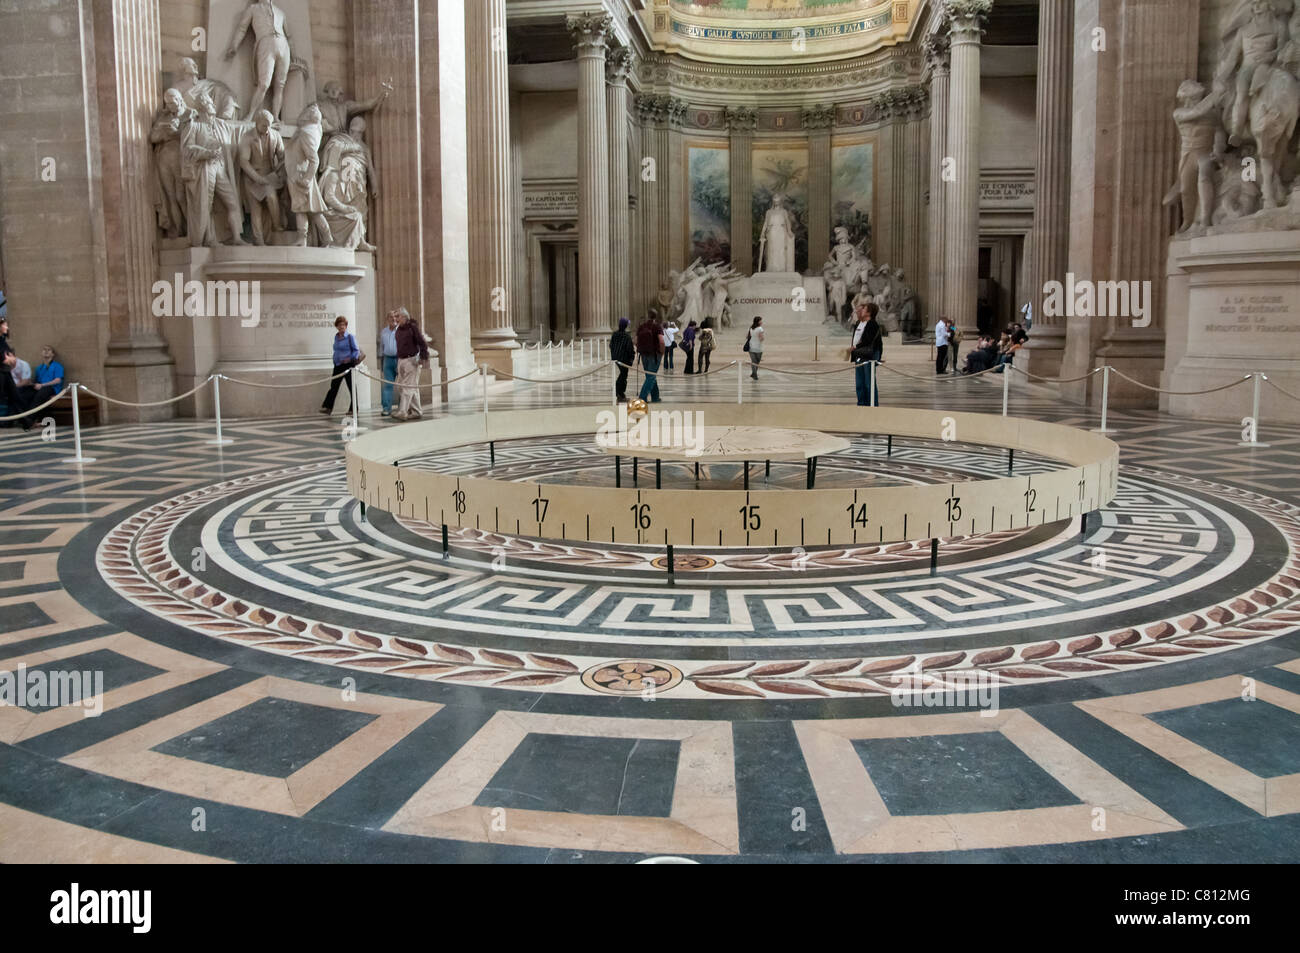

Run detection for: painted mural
[[831, 137, 873, 257], [752, 142, 809, 273], [688, 144, 732, 264]]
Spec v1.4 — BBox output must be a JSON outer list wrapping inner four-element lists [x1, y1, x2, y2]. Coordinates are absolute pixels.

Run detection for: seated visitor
[[0, 349, 35, 431], [961, 335, 999, 374], [994, 332, 1023, 373], [31, 345, 65, 403]]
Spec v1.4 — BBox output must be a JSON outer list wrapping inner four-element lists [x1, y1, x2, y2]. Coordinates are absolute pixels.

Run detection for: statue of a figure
[[181, 90, 248, 247], [823, 261, 848, 325], [238, 109, 286, 245], [319, 79, 393, 142], [1163, 80, 1223, 231], [1213, 149, 1264, 223], [830, 226, 858, 269], [1216, 0, 1289, 145], [655, 279, 675, 316], [225, 0, 305, 121], [285, 103, 332, 246], [174, 56, 241, 117], [758, 193, 797, 273], [320, 117, 378, 252], [677, 261, 710, 327], [151, 88, 192, 238], [703, 265, 738, 327]]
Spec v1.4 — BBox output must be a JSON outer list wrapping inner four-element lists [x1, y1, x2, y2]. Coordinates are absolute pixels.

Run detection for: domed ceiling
[[655, 0, 922, 63]]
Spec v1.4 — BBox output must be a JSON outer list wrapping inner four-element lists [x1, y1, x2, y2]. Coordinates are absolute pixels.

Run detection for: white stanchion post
[[1239, 372, 1270, 448], [737, 359, 743, 404], [60, 383, 96, 465], [1091, 366, 1115, 434], [350, 365, 361, 436], [208, 375, 233, 446], [1001, 366, 1010, 417]]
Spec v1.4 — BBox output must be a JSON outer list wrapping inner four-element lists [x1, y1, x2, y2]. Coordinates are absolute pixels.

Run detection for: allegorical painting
[[831, 136, 874, 256], [688, 144, 731, 264], [752, 141, 809, 273]]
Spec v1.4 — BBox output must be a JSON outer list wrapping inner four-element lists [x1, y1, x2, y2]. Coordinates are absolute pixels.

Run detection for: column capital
[[944, 0, 992, 40], [634, 94, 686, 127], [800, 103, 837, 130], [567, 11, 613, 56], [606, 45, 633, 85], [922, 31, 950, 71], [724, 105, 758, 133], [873, 86, 927, 121]]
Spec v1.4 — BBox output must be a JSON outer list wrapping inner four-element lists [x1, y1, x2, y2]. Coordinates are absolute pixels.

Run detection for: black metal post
[[360, 501, 366, 522], [694, 461, 700, 481], [666, 544, 674, 585], [633, 457, 638, 487], [489, 440, 495, 468], [1007, 449, 1014, 474], [441, 524, 449, 558], [656, 458, 661, 489], [765, 460, 770, 481], [1080, 512, 1088, 537], [615, 455, 621, 488], [806, 459, 813, 489], [887, 434, 892, 456], [929, 538, 938, 576], [744, 461, 749, 490]]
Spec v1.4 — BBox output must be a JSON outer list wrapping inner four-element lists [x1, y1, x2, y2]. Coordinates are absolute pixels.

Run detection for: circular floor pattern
[[95, 437, 1300, 703]]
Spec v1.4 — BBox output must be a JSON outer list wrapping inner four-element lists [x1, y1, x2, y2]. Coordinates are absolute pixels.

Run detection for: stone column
[[925, 31, 950, 320], [902, 88, 928, 295], [95, 0, 176, 420], [568, 12, 613, 337], [1022, 0, 1073, 380], [636, 95, 666, 316], [802, 104, 835, 274], [667, 98, 688, 275], [726, 106, 757, 276], [465, 0, 518, 374], [943, 0, 991, 339], [510, 90, 530, 339], [606, 47, 633, 324]]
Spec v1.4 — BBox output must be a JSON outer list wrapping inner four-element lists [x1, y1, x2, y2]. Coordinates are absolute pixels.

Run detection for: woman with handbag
[[744, 316, 764, 379], [698, 318, 716, 374], [320, 315, 364, 415]]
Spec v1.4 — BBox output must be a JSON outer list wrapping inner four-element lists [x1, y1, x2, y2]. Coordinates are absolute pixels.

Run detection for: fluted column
[[943, 0, 990, 339], [465, 0, 518, 370], [925, 31, 950, 320], [95, 0, 176, 420], [902, 88, 927, 295], [636, 95, 664, 314], [726, 106, 757, 276], [606, 47, 633, 325], [1022, 0, 1073, 379], [569, 12, 613, 337], [802, 104, 835, 274]]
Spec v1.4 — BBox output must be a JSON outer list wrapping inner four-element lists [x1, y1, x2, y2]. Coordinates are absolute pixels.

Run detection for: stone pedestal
[[158, 246, 400, 419], [1162, 231, 1300, 424]]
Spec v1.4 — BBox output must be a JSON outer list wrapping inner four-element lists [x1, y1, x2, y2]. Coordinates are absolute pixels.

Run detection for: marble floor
[[2, 361, 1299, 862]]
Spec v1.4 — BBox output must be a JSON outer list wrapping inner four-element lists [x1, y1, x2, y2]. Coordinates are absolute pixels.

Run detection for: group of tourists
[[320, 308, 430, 420], [611, 312, 744, 403], [0, 317, 67, 432], [960, 323, 1029, 375]]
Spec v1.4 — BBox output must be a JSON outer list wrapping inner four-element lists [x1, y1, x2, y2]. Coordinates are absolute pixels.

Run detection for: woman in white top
[[663, 321, 677, 370], [746, 316, 765, 380]]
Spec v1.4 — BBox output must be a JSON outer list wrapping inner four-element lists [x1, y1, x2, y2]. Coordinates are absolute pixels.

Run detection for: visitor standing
[[851, 302, 883, 406], [320, 317, 361, 415], [610, 317, 635, 402], [946, 317, 961, 374], [698, 318, 716, 374], [378, 310, 399, 416], [663, 320, 677, 370], [682, 320, 698, 374], [746, 316, 765, 380], [934, 315, 950, 375], [393, 307, 429, 420], [636, 313, 664, 402]]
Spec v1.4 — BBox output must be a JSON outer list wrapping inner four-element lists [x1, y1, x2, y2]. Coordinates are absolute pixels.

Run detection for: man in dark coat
[[609, 317, 635, 402]]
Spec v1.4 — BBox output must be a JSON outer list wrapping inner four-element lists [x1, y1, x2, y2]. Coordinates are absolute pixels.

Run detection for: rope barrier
[[1263, 376, 1300, 403], [219, 368, 353, 389], [614, 358, 740, 379], [877, 362, 1004, 383], [0, 386, 72, 422], [79, 377, 213, 408], [1107, 366, 1252, 396], [493, 363, 611, 384], [1007, 365, 1102, 384]]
